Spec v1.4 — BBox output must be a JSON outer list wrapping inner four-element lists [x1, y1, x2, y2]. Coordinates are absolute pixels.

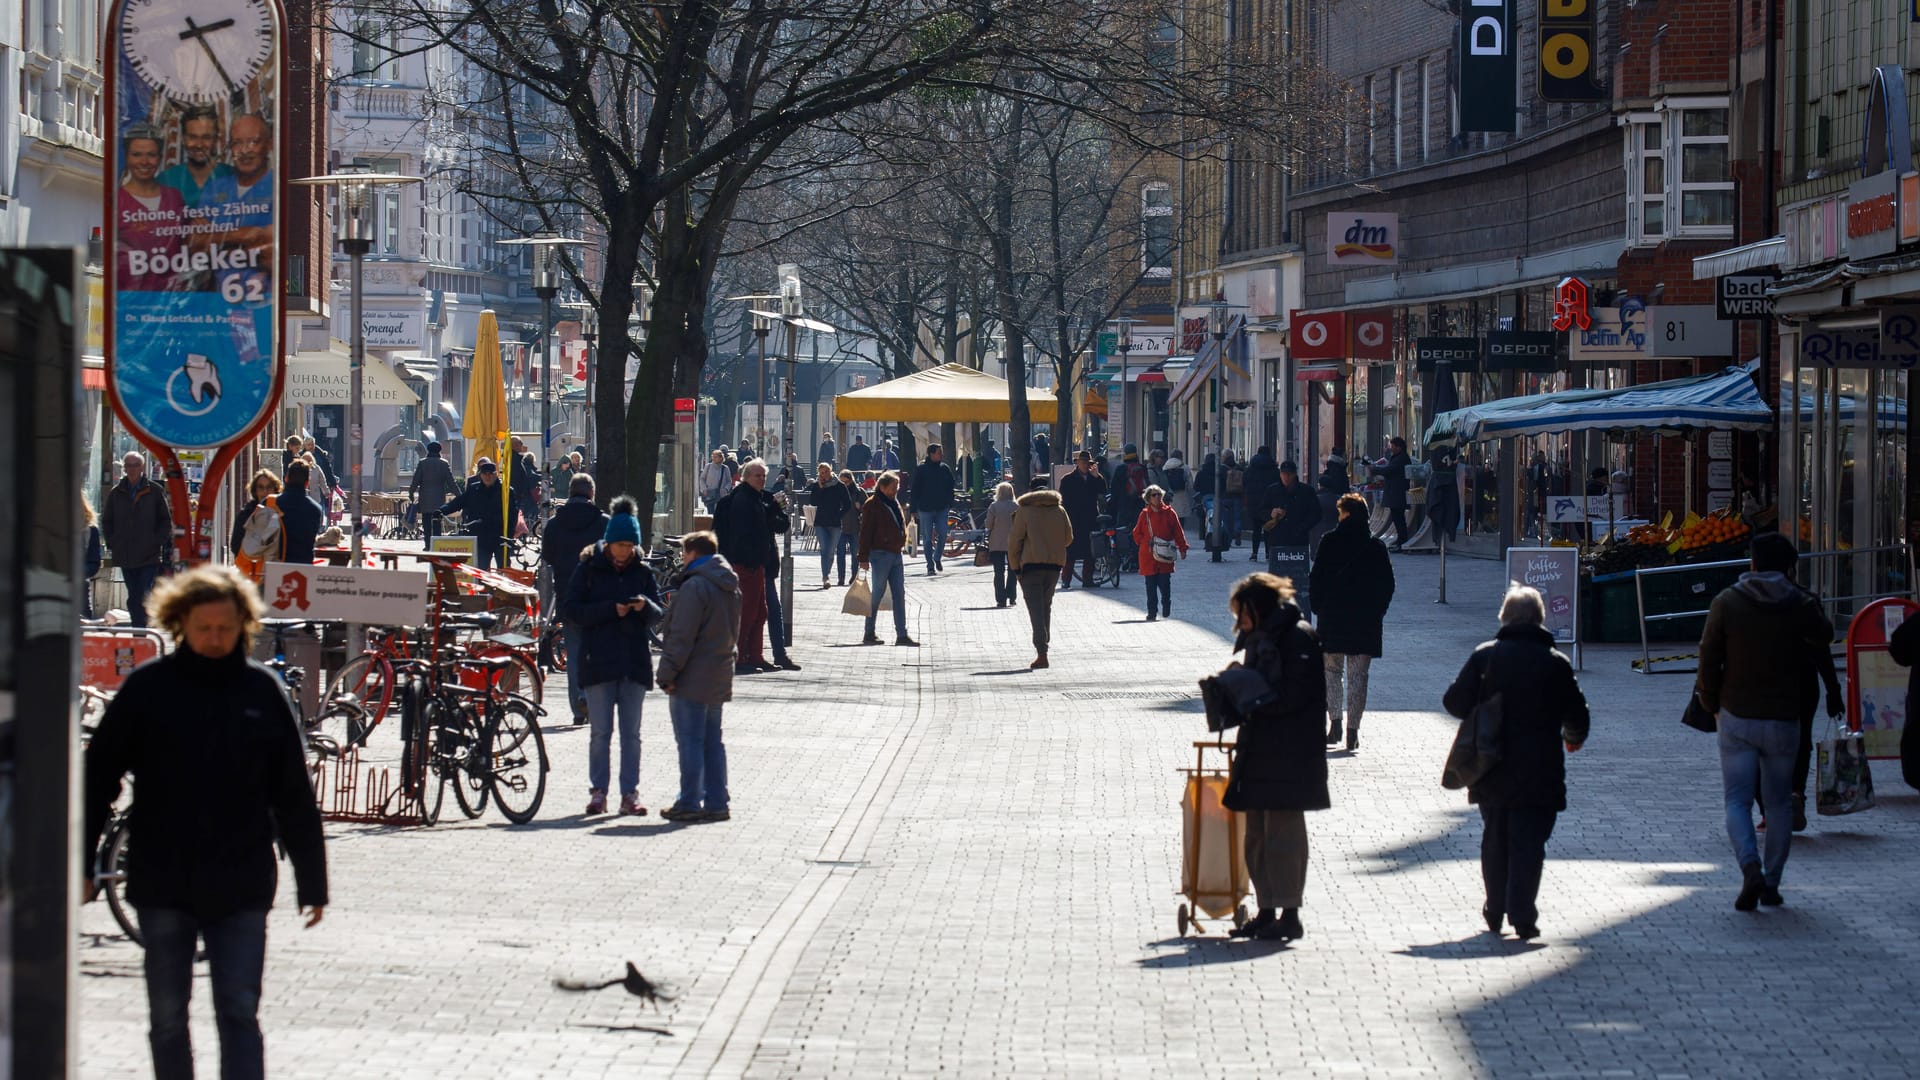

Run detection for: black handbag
[[1681, 692, 1717, 733], [1442, 651, 1503, 790], [1199, 663, 1277, 733]]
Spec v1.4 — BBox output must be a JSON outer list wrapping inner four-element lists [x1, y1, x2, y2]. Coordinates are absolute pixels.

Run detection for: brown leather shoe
[[1030, 654, 1049, 669]]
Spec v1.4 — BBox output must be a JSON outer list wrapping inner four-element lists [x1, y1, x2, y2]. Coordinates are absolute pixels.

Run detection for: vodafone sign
[[1289, 311, 1346, 361], [1288, 309, 1393, 361]]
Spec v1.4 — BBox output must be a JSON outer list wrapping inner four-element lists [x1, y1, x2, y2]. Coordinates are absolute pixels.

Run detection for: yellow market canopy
[[834, 363, 1058, 424]]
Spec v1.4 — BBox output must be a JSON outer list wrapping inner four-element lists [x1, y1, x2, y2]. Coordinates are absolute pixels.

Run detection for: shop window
[[1625, 102, 1734, 246], [1142, 182, 1173, 279]]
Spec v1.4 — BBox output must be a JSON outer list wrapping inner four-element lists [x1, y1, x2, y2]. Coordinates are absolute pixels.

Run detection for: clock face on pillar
[[122, 0, 275, 101]]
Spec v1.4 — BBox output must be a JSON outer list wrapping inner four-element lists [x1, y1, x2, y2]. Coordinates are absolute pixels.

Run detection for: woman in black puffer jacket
[[1222, 572, 1329, 943], [1308, 493, 1394, 751]]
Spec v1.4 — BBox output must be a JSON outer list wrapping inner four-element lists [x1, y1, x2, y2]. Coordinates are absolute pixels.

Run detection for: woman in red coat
[[1131, 485, 1189, 620]]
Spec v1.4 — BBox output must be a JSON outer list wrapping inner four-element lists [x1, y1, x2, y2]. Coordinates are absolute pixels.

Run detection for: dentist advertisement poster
[[106, 0, 283, 449]]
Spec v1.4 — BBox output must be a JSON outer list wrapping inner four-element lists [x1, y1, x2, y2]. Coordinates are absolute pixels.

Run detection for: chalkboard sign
[[1507, 546, 1580, 647]]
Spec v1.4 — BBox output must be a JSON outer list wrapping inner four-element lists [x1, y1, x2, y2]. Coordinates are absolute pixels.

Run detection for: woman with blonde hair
[[983, 480, 1020, 607], [82, 565, 328, 1078]]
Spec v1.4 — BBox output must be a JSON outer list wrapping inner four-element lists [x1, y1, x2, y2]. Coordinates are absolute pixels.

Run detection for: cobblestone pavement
[[78, 534, 1920, 1078]]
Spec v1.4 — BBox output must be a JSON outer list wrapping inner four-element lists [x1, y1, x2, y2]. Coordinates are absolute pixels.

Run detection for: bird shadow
[[569, 1023, 675, 1037], [970, 669, 1033, 677], [1396, 933, 1548, 960]]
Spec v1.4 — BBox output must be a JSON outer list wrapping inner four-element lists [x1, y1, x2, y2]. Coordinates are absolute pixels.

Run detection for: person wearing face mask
[[83, 565, 327, 1080], [565, 497, 664, 817]]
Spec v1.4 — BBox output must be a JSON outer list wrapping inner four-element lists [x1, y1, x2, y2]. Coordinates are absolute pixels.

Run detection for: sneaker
[[775, 657, 802, 671], [660, 805, 702, 822], [735, 663, 763, 675], [619, 794, 647, 816], [585, 790, 607, 815], [894, 636, 920, 647]]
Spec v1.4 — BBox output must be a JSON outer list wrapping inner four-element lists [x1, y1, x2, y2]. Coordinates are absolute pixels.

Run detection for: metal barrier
[[1632, 543, 1912, 674], [80, 626, 169, 691]]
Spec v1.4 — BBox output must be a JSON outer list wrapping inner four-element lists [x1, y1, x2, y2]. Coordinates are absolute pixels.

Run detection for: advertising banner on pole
[[105, 0, 284, 450]]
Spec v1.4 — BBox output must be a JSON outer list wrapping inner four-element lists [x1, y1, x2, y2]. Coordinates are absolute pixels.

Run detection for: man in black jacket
[[1372, 436, 1413, 548], [846, 435, 872, 472], [436, 459, 508, 569], [1057, 450, 1107, 589], [1261, 461, 1322, 616], [408, 440, 457, 540], [910, 445, 956, 575], [84, 565, 327, 1079], [542, 472, 610, 721], [277, 461, 326, 566], [1242, 447, 1282, 560], [101, 451, 174, 626], [714, 461, 796, 672]]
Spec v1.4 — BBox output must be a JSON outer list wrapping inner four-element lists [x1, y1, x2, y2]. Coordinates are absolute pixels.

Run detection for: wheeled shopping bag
[[1178, 740, 1250, 936]]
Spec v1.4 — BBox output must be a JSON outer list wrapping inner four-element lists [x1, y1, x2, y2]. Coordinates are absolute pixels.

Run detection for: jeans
[[990, 551, 1018, 604], [762, 564, 790, 660], [1219, 497, 1243, 544], [1018, 569, 1057, 654], [1478, 806, 1557, 927], [124, 563, 162, 627], [815, 526, 842, 581], [865, 549, 910, 640], [737, 566, 768, 664], [1144, 571, 1170, 616], [584, 678, 644, 796], [834, 531, 858, 582], [667, 696, 729, 812], [137, 906, 268, 1080], [916, 510, 949, 571], [1198, 494, 1215, 535], [1325, 653, 1372, 725], [563, 619, 589, 717], [1719, 712, 1797, 886]]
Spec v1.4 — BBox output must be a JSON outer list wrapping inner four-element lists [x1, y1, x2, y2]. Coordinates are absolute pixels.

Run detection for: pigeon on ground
[[554, 962, 676, 1009]]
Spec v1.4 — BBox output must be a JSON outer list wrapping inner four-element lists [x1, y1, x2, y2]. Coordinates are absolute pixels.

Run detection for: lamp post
[[562, 299, 598, 465], [1108, 317, 1135, 453], [1206, 301, 1231, 562], [776, 267, 804, 649], [501, 236, 589, 527], [290, 169, 421, 648]]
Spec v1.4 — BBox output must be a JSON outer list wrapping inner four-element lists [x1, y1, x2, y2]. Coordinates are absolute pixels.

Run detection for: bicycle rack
[[310, 746, 425, 825]]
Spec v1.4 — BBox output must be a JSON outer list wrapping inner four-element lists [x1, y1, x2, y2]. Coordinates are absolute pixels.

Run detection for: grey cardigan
[[654, 555, 744, 705]]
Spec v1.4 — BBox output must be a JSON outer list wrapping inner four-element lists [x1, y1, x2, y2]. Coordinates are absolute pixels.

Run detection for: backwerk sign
[[1460, 0, 1516, 132]]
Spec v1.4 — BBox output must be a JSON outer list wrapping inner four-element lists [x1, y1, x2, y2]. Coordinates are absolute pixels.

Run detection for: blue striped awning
[[1425, 366, 1773, 444]]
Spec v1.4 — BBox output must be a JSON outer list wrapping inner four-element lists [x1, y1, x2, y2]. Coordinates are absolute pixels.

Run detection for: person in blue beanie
[[565, 497, 662, 816]]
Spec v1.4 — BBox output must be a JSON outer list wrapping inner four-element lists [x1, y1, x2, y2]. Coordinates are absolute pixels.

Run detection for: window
[[1417, 59, 1431, 162], [1625, 102, 1733, 245], [1390, 68, 1403, 170], [1141, 182, 1173, 278], [350, 9, 398, 81]]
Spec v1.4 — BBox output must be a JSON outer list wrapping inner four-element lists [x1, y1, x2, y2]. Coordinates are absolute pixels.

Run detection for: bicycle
[[80, 708, 142, 947], [325, 614, 542, 737], [942, 508, 988, 560], [410, 625, 549, 824], [1090, 516, 1125, 588]]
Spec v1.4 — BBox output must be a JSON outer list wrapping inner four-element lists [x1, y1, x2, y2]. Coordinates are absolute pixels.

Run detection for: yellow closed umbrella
[[464, 310, 512, 548]]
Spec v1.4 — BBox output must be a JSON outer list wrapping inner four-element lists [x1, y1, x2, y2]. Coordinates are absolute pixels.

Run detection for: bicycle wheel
[[467, 645, 543, 701], [453, 708, 491, 819], [401, 699, 440, 815], [424, 752, 449, 825], [310, 699, 367, 759], [486, 696, 548, 823], [99, 822, 142, 947], [329, 651, 394, 729]]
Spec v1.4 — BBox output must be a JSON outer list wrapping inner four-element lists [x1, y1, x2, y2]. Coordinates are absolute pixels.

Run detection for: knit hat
[[604, 512, 641, 546]]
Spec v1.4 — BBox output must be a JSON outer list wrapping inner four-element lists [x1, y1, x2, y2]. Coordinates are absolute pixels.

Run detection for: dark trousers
[[124, 563, 162, 627], [990, 550, 1018, 604], [1060, 554, 1095, 587], [473, 533, 502, 570], [1019, 569, 1058, 654], [138, 906, 269, 1080], [762, 563, 789, 659], [1387, 507, 1410, 545], [738, 566, 768, 663], [1144, 571, 1170, 616], [1478, 805, 1557, 928]]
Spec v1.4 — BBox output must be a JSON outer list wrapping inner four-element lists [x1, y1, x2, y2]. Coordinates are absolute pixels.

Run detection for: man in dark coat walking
[[1056, 450, 1107, 589], [1260, 461, 1322, 616], [910, 445, 956, 574], [1241, 447, 1282, 560], [542, 472, 611, 722], [1223, 572, 1328, 943], [435, 459, 508, 569], [101, 451, 174, 626], [409, 440, 457, 541], [714, 460, 795, 672], [276, 462, 326, 567], [845, 435, 872, 472], [1371, 436, 1413, 548], [1308, 494, 1393, 750]]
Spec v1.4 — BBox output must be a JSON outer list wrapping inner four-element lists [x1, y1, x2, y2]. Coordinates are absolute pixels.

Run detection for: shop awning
[[1691, 236, 1789, 279], [1169, 319, 1252, 404], [284, 344, 422, 406], [1425, 366, 1771, 444], [833, 363, 1058, 424]]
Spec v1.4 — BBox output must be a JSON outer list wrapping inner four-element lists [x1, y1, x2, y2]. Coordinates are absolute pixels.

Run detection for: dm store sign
[[107, 0, 283, 449]]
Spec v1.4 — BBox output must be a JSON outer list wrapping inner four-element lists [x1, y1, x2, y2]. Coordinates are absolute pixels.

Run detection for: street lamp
[[289, 169, 422, 647], [561, 299, 597, 463], [1206, 300, 1232, 562], [726, 292, 782, 453], [500, 235, 590, 526]]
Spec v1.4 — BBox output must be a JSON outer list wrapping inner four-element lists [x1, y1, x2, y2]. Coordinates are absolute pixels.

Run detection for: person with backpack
[[276, 461, 327, 568], [1241, 447, 1282, 561], [1163, 453, 1191, 525], [231, 469, 284, 583], [1220, 450, 1246, 550]]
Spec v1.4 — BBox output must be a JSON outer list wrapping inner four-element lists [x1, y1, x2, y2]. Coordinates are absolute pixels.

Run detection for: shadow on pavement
[[1135, 937, 1290, 967], [1395, 933, 1546, 961], [970, 668, 1033, 677], [591, 822, 690, 838], [568, 1023, 676, 1036]]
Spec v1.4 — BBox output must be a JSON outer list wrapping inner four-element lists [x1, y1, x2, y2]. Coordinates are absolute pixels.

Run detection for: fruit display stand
[[1578, 509, 1757, 643]]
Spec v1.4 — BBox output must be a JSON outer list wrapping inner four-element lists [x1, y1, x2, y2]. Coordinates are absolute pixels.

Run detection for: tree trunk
[[994, 96, 1032, 487]]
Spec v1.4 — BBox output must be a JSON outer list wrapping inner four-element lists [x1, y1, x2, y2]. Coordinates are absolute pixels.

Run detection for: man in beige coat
[[1008, 476, 1074, 669]]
